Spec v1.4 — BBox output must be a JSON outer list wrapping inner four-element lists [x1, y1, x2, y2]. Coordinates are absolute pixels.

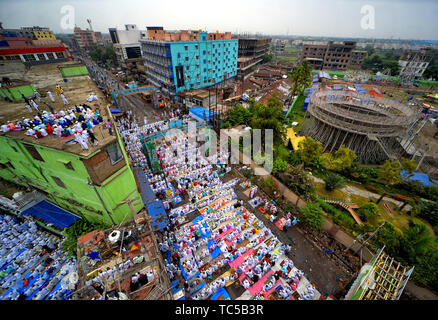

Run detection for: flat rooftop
[[0, 61, 117, 157]]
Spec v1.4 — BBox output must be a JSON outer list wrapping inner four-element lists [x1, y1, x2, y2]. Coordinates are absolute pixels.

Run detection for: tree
[[416, 200, 438, 227], [383, 60, 400, 76], [273, 159, 288, 175], [401, 157, 417, 179], [62, 219, 108, 256], [357, 202, 380, 222], [297, 137, 323, 166], [288, 60, 312, 98], [263, 54, 274, 64], [321, 145, 357, 171], [399, 221, 435, 264], [378, 160, 402, 186], [250, 94, 285, 145], [284, 164, 315, 201], [323, 172, 346, 191], [300, 202, 324, 230], [424, 62, 438, 80], [226, 104, 252, 126]]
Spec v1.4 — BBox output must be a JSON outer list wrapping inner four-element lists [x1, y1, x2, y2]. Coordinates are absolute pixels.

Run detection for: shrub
[[323, 172, 346, 191], [357, 202, 380, 222], [273, 159, 288, 175], [300, 202, 324, 230]]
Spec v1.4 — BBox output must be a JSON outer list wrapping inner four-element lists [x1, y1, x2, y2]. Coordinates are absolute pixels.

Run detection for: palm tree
[[288, 60, 312, 100]]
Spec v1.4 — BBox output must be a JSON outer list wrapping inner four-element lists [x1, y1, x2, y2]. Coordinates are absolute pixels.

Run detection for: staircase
[[319, 197, 364, 225]]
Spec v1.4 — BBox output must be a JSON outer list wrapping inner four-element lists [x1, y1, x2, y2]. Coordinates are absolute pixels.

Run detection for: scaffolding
[[345, 247, 414, 300], [303, 90, 419, 163]]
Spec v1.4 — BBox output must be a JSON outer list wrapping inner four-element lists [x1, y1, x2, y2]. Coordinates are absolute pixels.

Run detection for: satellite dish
[[109, 230, 121, 243]]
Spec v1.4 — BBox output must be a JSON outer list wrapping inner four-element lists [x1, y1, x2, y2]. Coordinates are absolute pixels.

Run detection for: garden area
[[222, 60, 438, 293]]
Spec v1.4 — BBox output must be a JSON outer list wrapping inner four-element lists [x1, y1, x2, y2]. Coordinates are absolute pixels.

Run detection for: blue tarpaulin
[[135, 167, 158, 205], [20, 200, 79, 230], [189, 107, 216, 123], [110, 108, 121, 114], [210, 287, 231, 300], [401, 170, 438, 187], [146, 200, 169, 231]]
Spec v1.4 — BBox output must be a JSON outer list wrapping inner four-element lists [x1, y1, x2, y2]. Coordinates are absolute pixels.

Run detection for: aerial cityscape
[[0, 0, 437, 305]]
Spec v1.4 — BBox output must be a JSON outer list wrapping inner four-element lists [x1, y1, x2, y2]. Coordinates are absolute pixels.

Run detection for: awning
[[20, 200, 80, 230]]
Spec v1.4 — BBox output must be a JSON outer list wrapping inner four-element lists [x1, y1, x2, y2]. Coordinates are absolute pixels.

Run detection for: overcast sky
[[0, 0, 437, 40]]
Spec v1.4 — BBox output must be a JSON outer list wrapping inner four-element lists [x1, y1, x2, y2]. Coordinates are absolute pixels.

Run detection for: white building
[[108, 24, 148, 66]]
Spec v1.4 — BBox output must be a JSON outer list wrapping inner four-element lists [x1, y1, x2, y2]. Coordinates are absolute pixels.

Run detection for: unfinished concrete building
[[234, 37, 271, 80], [300, 41, 366, 71], [302, 90, 418, 163], [75, 211, 172, 300]]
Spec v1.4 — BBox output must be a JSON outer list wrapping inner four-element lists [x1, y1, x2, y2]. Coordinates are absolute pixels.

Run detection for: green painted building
[[0, 124, 144, 226]]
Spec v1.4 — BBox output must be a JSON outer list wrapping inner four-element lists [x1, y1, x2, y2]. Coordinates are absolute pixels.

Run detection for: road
[[76, 54, 168, 121]]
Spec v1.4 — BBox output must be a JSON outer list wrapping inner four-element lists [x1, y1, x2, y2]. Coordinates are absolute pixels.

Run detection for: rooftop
[[76, 212, 171, 300], [0, 61, 117, 157]]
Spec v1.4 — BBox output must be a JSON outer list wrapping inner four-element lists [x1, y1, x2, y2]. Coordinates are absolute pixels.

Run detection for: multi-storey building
[[0, 66, 143, 226], [235, 37, 271, 80], [140, 28, 238, 101], [300, 41, 367, 71], [0, 24, 70, 65], [74, 27, 104, 51], [398, 48, 433, 80], [108, 24, 147, 70]]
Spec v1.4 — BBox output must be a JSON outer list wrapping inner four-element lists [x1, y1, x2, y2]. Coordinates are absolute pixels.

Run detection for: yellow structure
[[33, 30, 56, 40], [286, 128, 305, 151]]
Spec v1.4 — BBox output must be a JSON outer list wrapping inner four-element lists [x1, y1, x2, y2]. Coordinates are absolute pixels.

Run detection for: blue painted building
[[141, 31, 238, 101]]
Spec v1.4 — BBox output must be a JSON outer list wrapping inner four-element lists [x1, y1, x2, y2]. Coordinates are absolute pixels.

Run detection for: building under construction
[[75, 210, 172, 300], [345, 247, 414, 300], [302, 90, 419, 163]]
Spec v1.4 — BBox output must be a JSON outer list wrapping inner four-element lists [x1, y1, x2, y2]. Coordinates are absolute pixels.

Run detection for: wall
[[169, 32, 238, 96], [0, 135, 143, 225]]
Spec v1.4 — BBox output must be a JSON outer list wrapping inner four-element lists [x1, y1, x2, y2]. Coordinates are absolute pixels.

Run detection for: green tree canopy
[[288, 60, 312, 98], [401, 157, 417, 178], [357, 202, 380, 222], [321, 145, 357, 171], [378, 160, 402, 186], [297, 137, 323, 166], [323, 172, 346, 191], [300, 202, 324, 230]]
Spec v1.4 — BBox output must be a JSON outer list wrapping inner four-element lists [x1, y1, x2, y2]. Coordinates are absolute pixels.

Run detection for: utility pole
[[353, 221, 386, 255]]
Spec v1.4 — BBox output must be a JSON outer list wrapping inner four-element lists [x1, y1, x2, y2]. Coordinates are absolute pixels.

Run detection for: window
[[64, 161, 74, 171], [184, 46, 188, 51], [37, 53, 46, 61], [195, 45, 198, 50], [55, 52, 65, 59], [24, 144, 44, 161], [185, 57, 189, 61], [52, 176, 66, 189], [106, 143, 123, 165]]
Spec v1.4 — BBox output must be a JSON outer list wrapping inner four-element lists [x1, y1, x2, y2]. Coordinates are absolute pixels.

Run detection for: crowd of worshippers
[[0, 214, 77, 300], [0, 85, 111, 151], [114, 108, 315, 300]]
